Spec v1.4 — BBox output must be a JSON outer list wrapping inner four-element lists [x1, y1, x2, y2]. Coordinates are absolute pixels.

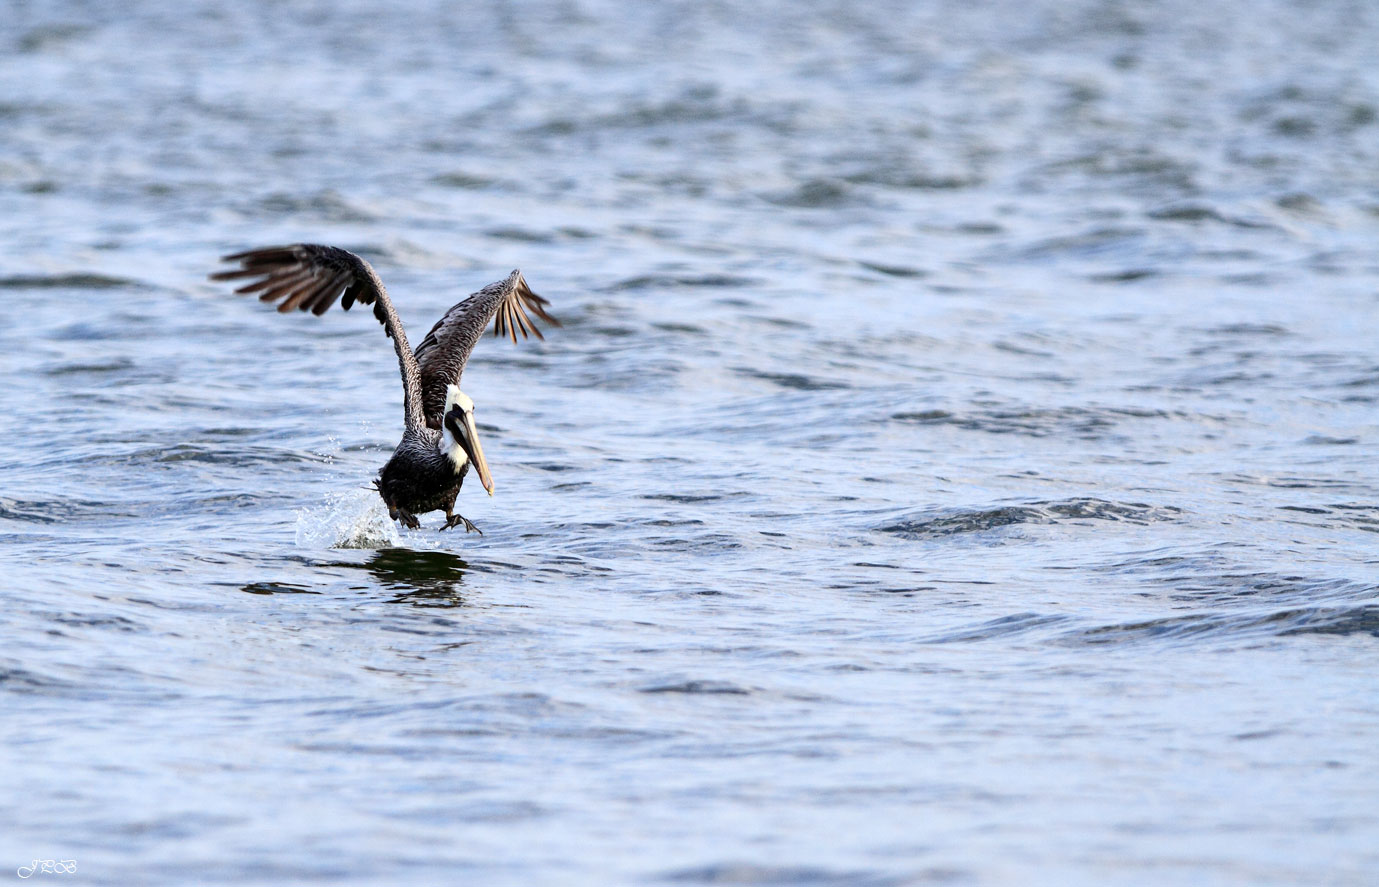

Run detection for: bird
[[210, 243, 558, 532]]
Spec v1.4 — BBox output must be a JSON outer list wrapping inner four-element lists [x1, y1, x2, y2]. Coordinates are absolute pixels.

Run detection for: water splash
[[312, 434, 342, 465], [294, 488, 400, 550]]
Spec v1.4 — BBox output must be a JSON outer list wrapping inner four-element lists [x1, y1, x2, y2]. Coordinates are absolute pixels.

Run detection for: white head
[[445, 386, 475, 415], [439, 384, 493, 495]]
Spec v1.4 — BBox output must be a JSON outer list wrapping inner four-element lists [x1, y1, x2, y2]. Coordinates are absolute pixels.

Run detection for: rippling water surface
[[2, 1, 1378, 884]]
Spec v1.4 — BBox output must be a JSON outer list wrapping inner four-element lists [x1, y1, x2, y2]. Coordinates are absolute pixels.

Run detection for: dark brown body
[[376, 429, 470, 529]]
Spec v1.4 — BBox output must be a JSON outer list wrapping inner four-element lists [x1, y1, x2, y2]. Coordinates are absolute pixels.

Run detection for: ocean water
[[1, 1, 1377, 884]]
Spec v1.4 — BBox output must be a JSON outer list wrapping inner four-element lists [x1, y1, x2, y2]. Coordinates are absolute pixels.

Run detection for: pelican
[[211, 244, 557, 532]]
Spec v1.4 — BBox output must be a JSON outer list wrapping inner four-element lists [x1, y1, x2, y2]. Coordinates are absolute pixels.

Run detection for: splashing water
[[294, 488, 401, 549]]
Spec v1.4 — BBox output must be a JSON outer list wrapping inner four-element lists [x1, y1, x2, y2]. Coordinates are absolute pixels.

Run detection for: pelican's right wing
[[210, 244, 427, 430], [413, 270, 558, 428], [210, 243, 390, 318]]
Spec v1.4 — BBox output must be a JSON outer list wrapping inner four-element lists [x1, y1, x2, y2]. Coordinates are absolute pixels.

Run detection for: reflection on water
[[242, 550, 470, 605], [362, 548, 469, 607]]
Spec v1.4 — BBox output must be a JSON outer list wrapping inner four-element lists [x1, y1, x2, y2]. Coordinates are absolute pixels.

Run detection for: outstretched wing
[[413, 270, 558, 428], [210, 243, 386, 318], [210, 244, 426, 430]]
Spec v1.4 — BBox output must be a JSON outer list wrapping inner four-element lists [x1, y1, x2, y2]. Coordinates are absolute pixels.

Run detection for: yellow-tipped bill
[[458, 409, 493, 496]]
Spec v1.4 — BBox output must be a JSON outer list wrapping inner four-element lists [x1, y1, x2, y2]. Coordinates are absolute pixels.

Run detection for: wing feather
[[210, 243, 427, 430], [260, 274, 316, 304], [281, 270, 344, 313], [237, 273, 300, 296], [413, 269, 558, 428]]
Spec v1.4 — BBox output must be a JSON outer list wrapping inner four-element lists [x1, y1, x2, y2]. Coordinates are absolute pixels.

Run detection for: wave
[[878, 498, 1182, 539]]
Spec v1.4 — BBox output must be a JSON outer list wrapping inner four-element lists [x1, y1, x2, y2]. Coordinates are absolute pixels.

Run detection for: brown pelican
[[211, 244, 557, 532]]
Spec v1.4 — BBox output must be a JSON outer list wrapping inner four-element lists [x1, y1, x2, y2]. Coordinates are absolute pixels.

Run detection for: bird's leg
[[441, 508, 482, 534], [395, 508, 420, 530]]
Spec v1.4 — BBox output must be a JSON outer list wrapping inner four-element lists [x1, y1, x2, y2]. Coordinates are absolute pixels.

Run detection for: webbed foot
[[442, 513, 482, 534]]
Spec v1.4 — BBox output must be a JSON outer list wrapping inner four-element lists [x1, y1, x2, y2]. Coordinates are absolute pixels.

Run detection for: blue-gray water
[[2, 1, 1377, 884]]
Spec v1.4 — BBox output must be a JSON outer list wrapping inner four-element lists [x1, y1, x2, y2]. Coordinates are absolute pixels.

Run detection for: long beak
[[459, 411, 494, 496]]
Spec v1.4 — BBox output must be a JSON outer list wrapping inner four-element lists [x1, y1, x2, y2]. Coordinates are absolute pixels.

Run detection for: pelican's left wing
[[413, 270, 558, 429]]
